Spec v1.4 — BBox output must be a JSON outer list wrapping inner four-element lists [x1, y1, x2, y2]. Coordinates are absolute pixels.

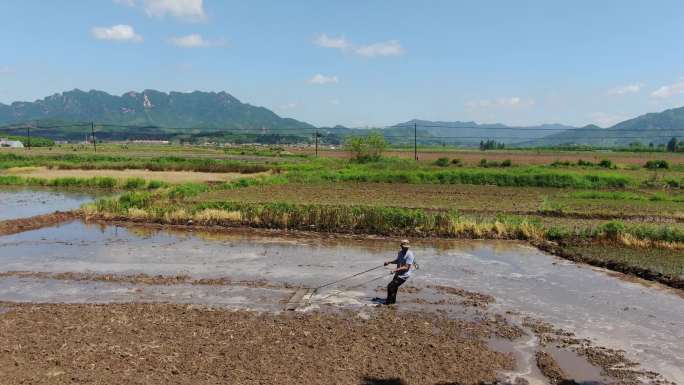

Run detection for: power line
[[3, 120, 684, 133]]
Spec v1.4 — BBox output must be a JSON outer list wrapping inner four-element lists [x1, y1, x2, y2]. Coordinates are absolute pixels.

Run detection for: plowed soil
[[0, 303, 513, 385]]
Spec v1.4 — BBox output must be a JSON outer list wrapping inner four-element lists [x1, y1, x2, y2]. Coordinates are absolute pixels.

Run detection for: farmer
[[383, 239, 415, 305]]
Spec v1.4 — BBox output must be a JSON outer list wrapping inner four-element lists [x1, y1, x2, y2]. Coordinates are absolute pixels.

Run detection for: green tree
[[666, 137, 678, 152], [345, 133, 386, 162]]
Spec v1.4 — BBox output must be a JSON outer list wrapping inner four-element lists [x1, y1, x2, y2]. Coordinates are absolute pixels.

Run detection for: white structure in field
[[0, 138, 24, 148]]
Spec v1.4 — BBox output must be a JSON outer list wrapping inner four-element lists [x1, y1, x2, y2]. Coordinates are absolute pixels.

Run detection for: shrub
[[600, 220, 625, 240], [501, 159, 512, 167], [479, 159, 500, 168], [550, 160, 571, 167], [451, 158, 463, 166], [434, 157, 450, 167], [598, 159, 614, 169], [644, 160, 669, 170]]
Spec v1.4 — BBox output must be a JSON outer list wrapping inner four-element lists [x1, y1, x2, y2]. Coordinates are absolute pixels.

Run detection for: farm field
[[293, 147, 684, 166], [196, 182, 684, 221], [1, 145, 683, 384]]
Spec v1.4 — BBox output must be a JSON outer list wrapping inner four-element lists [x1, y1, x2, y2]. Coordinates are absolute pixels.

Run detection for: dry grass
[[2, 166, 269, 183]]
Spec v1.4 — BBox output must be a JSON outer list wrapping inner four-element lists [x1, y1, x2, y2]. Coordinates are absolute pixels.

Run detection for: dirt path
[[0, 303, 512, 385], [2, 166, 269, 183]]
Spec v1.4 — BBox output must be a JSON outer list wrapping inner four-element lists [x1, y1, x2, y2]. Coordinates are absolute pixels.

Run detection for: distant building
[[0, 138, 24, 148], [131, 140, 170, 145]]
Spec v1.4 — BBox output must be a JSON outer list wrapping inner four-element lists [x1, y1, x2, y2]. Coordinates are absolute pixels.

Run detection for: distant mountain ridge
[[525, 106, 684, 146], [0, 89, 313, 130], [1, 89, 682, 146], [391, 119, 578, 145]]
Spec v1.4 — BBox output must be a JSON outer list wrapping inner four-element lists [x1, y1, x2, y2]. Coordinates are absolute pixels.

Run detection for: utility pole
[[91, 122, 97, 152], [26, 122, 33, 150], [315, 129, 319, 157], [414, 121, 417, 161]]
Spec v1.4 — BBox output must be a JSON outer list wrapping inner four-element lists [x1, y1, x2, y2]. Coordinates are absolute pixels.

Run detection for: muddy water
[[0, 188, 94, 220], [0, 222, 683, 383]]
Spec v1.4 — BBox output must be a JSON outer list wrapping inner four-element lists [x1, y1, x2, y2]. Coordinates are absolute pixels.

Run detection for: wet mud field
[[0, 187, 93, 221], [0, 217, 682, 385]]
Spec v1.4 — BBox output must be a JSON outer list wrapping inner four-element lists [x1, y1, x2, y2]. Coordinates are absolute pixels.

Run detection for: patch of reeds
[[0, 153, 273, 174], [87, 197, 547, 240], [86, 193, 683, 250], [0, 175, 167, 190], [285, 168, 632, 189]]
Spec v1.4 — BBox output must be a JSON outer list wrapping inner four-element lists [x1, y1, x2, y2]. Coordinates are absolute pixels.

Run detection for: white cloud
[[589, 112, 624, 127], [651, 78, 684, 99], [607, 83, 642, 95], [330, 99, 341, 105], [313, 34, 405, 58], [279, 102, 298, 110], [168, 33, 214, 47], [91, 25, 143, 42], [309, 74, 339, 85], [465, 97, 535, 109], [114, 0, 205, 21], [145, 0, 205, 21], [0, 66, 13, 75], [313, 34, 350, 49], [355, 40, 404, 57]]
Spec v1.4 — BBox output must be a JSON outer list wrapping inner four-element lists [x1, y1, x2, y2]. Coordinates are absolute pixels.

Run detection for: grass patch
[[285, 167, 632, 189], [0, 153, 273, 173], [0, 175, 166, 190]]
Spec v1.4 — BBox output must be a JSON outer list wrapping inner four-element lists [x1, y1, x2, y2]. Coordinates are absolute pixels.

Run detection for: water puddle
[[488, 337, 547, 385], [0, 188, 95, 220], [0, 221, 682, 382], [544, 345, 612, 384]]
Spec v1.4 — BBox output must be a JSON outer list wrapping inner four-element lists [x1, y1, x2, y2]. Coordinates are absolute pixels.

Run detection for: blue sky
[[1, 0, 684, 127]]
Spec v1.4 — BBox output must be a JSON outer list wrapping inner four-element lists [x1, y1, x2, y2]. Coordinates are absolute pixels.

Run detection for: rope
[[310, 265, 386, 291], [303, 265, 387, 306], [312, 272, 394, 303]]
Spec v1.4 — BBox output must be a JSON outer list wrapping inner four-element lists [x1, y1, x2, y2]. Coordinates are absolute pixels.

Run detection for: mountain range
[[524, 106, 684, 147], [1, 89, 682, 146], [0, 89, 312, 141]]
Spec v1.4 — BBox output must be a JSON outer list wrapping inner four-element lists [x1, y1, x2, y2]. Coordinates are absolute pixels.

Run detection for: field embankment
[[0, 211, 79, 236]]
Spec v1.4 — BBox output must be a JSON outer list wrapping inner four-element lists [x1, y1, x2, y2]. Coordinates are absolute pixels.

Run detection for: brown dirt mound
[[428, 285, 496, 307], [0, 211, 78, 236], [0, 303, 513, 385]]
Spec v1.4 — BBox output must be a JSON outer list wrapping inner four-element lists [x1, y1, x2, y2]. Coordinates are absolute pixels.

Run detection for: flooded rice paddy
[[0, 187, 94, 220], [0, 220, 682, 383]]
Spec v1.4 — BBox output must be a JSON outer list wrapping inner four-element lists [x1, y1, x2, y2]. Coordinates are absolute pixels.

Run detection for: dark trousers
[[386, 275, 406, 305]]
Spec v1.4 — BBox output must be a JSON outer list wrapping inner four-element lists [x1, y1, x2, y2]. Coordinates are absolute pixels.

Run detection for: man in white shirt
[[383, 239, 415, 305]]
